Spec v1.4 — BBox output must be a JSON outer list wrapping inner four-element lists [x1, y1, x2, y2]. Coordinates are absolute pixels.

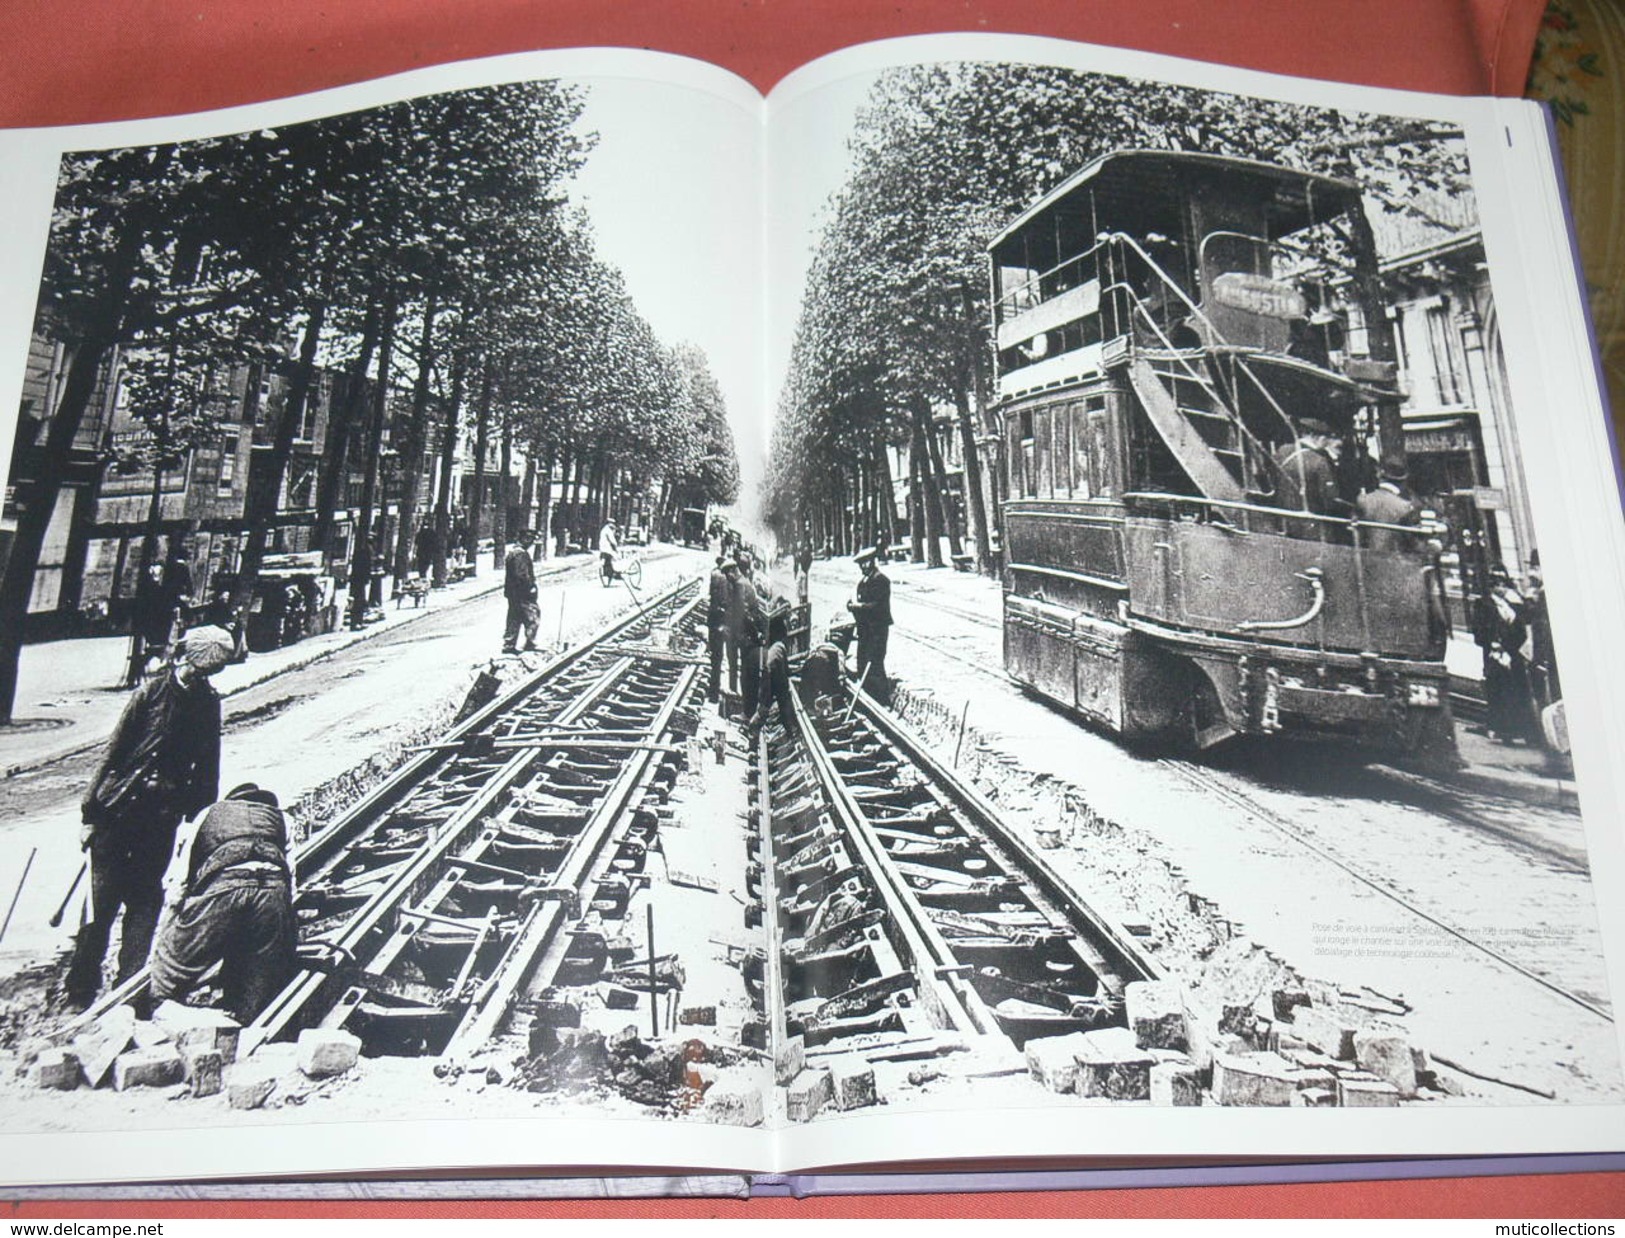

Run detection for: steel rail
[[755, 728, 792, 1081], [64, 580, 700, 1041], [1160, 756, 1613, 1024], [784, 690, 993, 1039], [846, 686, 1163, 996], [297, 577, 699, 878], [444, 658, 701, 1060], [252, 593, 704, 1051]]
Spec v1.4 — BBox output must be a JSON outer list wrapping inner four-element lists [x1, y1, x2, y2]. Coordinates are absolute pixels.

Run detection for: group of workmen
[[64, 624, 296, 1024], [704, 537, 894, 733], [56, 523, 898, 1025]]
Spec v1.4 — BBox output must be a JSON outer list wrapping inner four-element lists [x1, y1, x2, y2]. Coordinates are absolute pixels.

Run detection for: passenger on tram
[[1354, 461, 1423, 552], [1271, 418, 1352, 519]]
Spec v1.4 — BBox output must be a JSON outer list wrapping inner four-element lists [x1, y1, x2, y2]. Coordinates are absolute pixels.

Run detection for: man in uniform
[[1273, 418, 1350, 517], [149, 781, 296, 1025], [1354, 461, 1422, 552], [847, 547, 892, 702], [68, 625, 232, 1009], [502, 528, 540, 654]]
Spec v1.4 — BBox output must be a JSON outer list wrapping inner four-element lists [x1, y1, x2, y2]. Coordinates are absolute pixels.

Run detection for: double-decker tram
[[989, 151, 1454, 757]]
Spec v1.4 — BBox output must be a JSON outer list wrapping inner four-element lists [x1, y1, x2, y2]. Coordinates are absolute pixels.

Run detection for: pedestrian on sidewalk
[[413, 521, 436, 580], [847, 546, 892, 704], [127, 562, 172, 684], [67, 625, 231, 1010], [149, 781, 296, 1024], [502, 528, 540, 654], [1483, 564, 1541, 745]]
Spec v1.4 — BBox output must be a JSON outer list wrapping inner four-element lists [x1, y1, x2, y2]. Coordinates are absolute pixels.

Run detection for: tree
[[0, 131, 296, 720]]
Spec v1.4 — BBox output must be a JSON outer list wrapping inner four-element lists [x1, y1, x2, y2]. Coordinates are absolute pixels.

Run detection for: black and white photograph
[[755, 48, 1625, 1161], [0, 33, 1622, 1185]]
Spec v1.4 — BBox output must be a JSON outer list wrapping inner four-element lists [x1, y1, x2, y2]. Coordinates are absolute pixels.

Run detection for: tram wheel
[[1181, 666, 1234, 752]]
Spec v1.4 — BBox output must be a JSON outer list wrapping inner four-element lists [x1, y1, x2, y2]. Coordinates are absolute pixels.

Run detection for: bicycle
[[599, 550, 644, 590]]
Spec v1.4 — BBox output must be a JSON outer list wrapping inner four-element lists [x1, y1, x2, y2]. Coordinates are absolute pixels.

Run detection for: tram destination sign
[[1211, 272, 1307, 320]]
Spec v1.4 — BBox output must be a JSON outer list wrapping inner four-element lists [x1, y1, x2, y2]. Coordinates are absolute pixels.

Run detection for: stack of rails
[[751, 679, 1159, 1085]]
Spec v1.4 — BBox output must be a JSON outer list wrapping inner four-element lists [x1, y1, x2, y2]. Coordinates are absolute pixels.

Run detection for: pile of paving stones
[[1023, 978, 1460, 1106], [15, 1000, 362, 1109]]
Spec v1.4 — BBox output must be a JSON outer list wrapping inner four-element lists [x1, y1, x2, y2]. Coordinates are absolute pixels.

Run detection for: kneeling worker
[[748, 604, 796, 734], [149, 782, 296, 1025]]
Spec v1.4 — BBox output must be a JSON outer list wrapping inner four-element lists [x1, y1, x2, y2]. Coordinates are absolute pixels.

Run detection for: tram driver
[[1272, 418, 1351, 520]]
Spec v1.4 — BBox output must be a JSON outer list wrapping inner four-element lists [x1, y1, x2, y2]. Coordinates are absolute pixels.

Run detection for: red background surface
[[1, 0, 1620, 1218], [0, 0, 1550, 126]]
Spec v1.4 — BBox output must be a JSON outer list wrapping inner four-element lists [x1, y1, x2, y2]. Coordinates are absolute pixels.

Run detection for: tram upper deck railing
[[993, 230, 1354, 405], [1117, 490, 1440, 551]]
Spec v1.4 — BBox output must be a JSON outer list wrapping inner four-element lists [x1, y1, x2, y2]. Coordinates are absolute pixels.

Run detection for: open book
[[0, 28, 1622, 1187]]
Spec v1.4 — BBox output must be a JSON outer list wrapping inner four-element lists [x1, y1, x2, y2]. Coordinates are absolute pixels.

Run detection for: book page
[[760, 32, 1625, 1171], [0, 47, 779, 1185]]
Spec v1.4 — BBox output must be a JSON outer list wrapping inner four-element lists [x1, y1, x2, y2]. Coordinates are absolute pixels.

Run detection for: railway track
[[852, 601, 1608, 1027], [1158, 757, 1612, 1024], [750, 678, 1159, 1091], [902, 601, 1571, 858], [77, 578, 710, 1065]]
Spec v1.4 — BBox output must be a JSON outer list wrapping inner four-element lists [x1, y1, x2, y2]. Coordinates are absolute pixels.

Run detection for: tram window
[[1088, 402, 1114, 497], [1010, 416, 1033, 498], [1054, 406, 1073, 496], [1069, 403, 1092, 499], [1035, 409, 1054, 498]]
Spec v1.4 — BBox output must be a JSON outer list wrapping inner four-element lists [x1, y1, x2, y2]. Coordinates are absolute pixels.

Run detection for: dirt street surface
[[0, 548, 702, 975]]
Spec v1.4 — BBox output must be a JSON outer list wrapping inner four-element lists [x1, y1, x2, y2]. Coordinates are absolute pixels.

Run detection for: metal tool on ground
[[46, 858, 86, 930], [1, 846, 37, 945]]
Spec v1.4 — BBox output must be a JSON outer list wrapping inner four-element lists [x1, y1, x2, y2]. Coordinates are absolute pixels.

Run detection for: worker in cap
[[728, 550, 764, 710], [707, 554, 734, 702], [800, 622, 854, 710], [150, 781, 297, 1023], [747, 603, 797, 735], [503, 527, 540, 653], [68, 624, 230, 1009], [847, 545, 892, 704]]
